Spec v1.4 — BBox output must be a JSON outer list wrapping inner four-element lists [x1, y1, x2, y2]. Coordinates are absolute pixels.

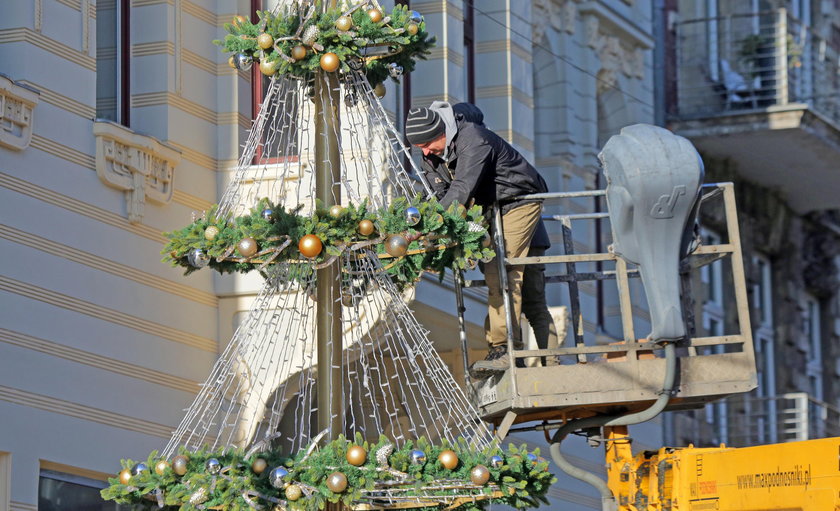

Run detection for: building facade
[[662, 0, 840, 447], [0, 1, 660, 510]]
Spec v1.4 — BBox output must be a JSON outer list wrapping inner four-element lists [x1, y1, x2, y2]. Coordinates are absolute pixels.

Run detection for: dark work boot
[[470, 345, 511, 373]]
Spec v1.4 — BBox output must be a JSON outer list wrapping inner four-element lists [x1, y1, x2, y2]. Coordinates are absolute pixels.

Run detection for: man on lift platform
[[405, 102, 550, 373]]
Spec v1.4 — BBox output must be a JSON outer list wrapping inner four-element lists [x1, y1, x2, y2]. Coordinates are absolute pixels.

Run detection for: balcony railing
[[673, 9, 840, 126], [722, 392, 840, 447]]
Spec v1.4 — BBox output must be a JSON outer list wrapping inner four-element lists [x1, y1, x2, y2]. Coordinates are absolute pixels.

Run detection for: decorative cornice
[[582, 13, 646, 92], [93, 121, 180, 224], [533, 0, 578, 42], [0, 75, 40, 151]]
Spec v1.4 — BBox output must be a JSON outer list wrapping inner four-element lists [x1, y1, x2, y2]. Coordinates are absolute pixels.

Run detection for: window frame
[[96, 0, 131, 126]]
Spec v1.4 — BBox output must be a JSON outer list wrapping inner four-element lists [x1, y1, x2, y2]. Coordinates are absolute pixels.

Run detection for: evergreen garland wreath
[[217, 3, 435, 86], [163, 196, 494, 291], [101, 435, 556, 510]]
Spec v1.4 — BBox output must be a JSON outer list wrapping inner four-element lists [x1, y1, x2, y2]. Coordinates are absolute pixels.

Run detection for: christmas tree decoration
[[388, 62, 404, 79], [102, 5, 554, 510], [374, 82, 386, 98], [410, 449, 427, 465], [154, 459, 169, 476], [269, 466, 289, 488], [326, 471, 348, 493], [335, 15, 353, 31], [187, 248, 209, 268], [406, 23, 419, 36], [118, 469, 131, 485], [527, 453, 538, 463], [404, 206, 421, 226], [285, 484, 303, 501], [320, 52, 340, 72], [252, 457, 268, 474], [483, 231, 493, 248], [233, 53, 253, 71], [204, 225, 220, 241], [260, 59, 279, 76], [258, 32, 274, 50], [290, 45, 307, 61], [346, 445, 367, 466], [358, 219, 375, 236], [205, 458, 222, 475], [470, 465, 491, 485], [438, 449, 459, 470], [227, 55, 237, 69], [490, 455, 504, 468], [384, 234, 408, 257], [298, 234, 322, 258], [172, 455, 189, 476], [237, 237, 259, 258], [232, 15, 249, 27], [329, 205, 344, 218], [367, 8, 383, 23], [410, 10, 423, 23]]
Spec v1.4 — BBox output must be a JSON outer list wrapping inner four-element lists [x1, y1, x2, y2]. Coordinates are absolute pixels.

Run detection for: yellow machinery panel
[[606, 428, 840, 510]]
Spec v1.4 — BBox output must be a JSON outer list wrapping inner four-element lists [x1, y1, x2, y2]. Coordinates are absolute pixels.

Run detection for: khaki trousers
[[484, 202, 542, 348]]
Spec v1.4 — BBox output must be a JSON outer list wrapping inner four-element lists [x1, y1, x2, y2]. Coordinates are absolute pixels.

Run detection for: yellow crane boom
[[605, 427, 840, 510]]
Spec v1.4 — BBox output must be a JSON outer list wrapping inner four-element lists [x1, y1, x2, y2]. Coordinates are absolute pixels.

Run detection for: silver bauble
[[409, 449, 426, 465], [490, 455, 504, 468], [131, 462, 149, 476], [388, 62, 404, 78], [234, 53, 253, 71], [302, 25, 320, 46], [261, 208, 273, 221], [269, 466, 289, 488], [205, 458, 222, 475], [404, 206, 421, 226], [187, 248, 210, 268], [410, 10, 423, 23], [527, 453, 538, 463]]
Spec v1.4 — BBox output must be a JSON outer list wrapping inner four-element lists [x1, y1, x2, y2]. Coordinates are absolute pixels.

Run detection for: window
[[96, 0, 130, 125], [251, 0, 299, 163], [39, 469, 138, 511], [752, 254, 777, 443], [802, 294, 823, 400]]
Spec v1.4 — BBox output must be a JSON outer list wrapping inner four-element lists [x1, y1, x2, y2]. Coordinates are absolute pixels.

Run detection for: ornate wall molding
[[0, 75, 40, 151], [93, 121, 180, 224], [583, 14, 645, 93], [533, 0, 577, 42]]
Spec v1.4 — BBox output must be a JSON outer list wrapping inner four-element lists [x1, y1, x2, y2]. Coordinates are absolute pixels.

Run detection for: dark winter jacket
[[422, 102, 550, 248]]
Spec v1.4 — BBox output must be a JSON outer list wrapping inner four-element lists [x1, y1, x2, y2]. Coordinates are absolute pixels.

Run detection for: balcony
[[669, 10, 840, 213]]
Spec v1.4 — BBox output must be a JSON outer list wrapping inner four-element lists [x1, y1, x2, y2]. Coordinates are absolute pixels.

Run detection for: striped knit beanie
[[405, 107, 445, 145]]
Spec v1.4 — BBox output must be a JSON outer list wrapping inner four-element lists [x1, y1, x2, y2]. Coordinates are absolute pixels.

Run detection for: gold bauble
[[335, 15, 353, 31], [204, 225, 219, 241], [320, 52, 340, 72], [374, 82, 386, 98], [298, 234, 323, 258], [232, 15, 249, 27], [470, 464, 490, 485], [329, 205, 344, 218], [385, 234, 409, 258], [406, 23, 419, 36], [119, 468, 132, 485], [368, 8, 383, 23], [257, 33, 274, 50], [154, 460, 170, 476], [326, 471, 348, 493], [346, 445, 367, 466], [482, 232, 493, 248], [260, 59, 279, 76], [252, 458, 268, 474], [358, 219, 375, 236], [172, 455, 189, 476], [285, 484, 303, 501], [291, 45, 307, 61], [237, 237, 258, 258], [228, 55, 237, 69], [438, 449, 459, 470]]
